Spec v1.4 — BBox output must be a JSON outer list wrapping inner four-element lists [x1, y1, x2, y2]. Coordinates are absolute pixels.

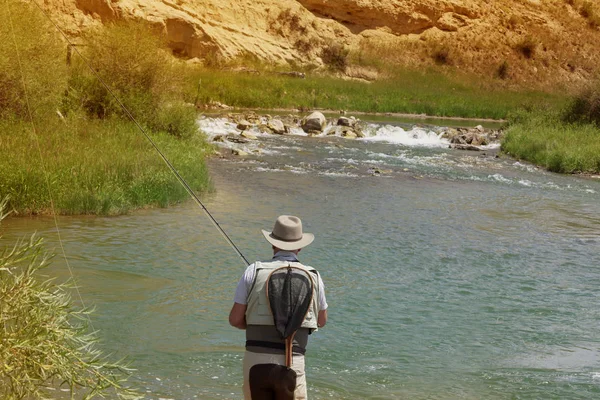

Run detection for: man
[[229, 215, 328, 400]]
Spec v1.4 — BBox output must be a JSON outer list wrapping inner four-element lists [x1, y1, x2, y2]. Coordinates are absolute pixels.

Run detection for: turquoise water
[[3, 118, 600, 399]]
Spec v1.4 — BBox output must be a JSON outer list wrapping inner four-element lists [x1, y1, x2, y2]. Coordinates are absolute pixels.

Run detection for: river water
[[2, 115, 600, 399]]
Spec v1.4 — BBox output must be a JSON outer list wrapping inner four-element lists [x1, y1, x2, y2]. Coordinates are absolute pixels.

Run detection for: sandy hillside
[[42, 0, 600, 89]]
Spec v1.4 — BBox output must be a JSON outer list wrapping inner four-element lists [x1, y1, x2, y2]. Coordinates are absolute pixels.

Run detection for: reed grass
[[0, 0, 66, 120], [0, 198, 141, 399], [186, 68, 566, 120], [0, 117, 213, 216], [1, 4, 212, 216], [502, 111, 600, 174]]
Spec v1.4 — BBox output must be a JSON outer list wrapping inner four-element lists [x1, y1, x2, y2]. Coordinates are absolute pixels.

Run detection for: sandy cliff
[[42, 0, 600, 88]]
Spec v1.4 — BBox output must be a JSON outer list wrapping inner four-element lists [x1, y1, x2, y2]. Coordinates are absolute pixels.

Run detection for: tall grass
[[0, 117, 212, 215], [0, 0, 66, 120], [562, 81, 600, 127], [502, 111, 600, 174], [66, 22, 175, 120], [0, 199, 141, 399], [2, 3, 211, 215], [187, 68, 566, 120]]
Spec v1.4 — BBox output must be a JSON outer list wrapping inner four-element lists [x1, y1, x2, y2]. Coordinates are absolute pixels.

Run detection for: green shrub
[[0, 0, 67, 120], [65, 21, 176, 120], [503, 111, 600, 173], [147, 101, 199, 139], [0, 117, 212, 215], [562, 82, 600, 126], [0, 198, 141, 399], [321, 42, 349, 71]]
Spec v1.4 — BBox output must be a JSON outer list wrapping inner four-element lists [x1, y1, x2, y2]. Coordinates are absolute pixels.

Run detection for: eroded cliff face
[[296, 0, 481, 35], [42, 0, 600, 88]]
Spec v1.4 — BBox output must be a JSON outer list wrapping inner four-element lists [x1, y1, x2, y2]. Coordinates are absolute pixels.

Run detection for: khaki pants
[[243, 351, 307, 400]]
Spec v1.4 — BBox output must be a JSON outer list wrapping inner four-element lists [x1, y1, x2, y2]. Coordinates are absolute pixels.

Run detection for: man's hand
[[317, 309, 327, 328], [229, 302, 248, 329]]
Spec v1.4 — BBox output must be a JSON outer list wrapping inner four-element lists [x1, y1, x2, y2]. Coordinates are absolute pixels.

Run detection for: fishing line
[[5, 0, 94, 329], [28, 0, 250, 266]]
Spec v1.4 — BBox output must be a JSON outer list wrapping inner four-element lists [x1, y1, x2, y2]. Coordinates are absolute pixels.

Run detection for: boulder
[[450, 144, 482, 151], [237, 120, 252, 131], [226, 135, 249, 144], [231, 149, 249, 156], [343, 130, 358, 139], [301, 112, 327, 133], [337, 116, 352, 127], [241, 131, 258, 140], [353, 124, 365, 138], [267, 119, 286, 134], [245, 113, 261, 124]]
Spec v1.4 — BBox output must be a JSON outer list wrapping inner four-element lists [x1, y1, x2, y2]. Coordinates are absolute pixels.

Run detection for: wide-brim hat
[[262, 215, 314, 251]]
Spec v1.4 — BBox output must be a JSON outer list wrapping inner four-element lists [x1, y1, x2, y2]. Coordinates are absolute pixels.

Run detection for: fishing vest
[[245, 260, 319, 330]]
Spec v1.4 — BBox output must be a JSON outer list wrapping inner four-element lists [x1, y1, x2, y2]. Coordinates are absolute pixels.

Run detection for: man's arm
[[316, 272, 328, 328], [317, 309, 327, 328], [229, 302, 247, 329]]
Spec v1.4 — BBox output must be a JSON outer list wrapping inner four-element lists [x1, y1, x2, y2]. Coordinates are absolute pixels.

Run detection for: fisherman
[[229, 215, 328, 400]]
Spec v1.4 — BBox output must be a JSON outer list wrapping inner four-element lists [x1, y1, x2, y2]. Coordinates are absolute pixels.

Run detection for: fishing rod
[[30, 1, 250, 266]]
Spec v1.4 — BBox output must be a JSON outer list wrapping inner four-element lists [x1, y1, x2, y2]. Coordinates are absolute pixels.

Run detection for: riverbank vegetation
[[0, 199, 140, 399], [502, 84, 600, 174], [2, 118, 210, 215], [187, 60, 600, 174], [186, 65, 567, 121], [1, 1, 211, 216], [2, 0, 600, 218]]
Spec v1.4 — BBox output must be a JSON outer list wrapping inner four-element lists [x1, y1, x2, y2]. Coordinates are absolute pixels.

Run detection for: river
[[2, 115, 600, 399]]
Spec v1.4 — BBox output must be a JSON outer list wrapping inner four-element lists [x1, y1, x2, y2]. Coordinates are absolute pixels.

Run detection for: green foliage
[[502, 111, 600, 173], [186, 68, 566, 119], [0, 198, 141, 399], [65, 21, 178, 122], [563, 82, 600, 127], [1, 8, 211, 215], [0, 0, 67, 120], [0, 117, 213, 215], [147, 102, 199, 139], [320, 42, 349, 71]]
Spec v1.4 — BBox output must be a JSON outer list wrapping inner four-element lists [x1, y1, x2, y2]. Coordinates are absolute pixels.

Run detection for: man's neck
[[272, 250, 300, 262]]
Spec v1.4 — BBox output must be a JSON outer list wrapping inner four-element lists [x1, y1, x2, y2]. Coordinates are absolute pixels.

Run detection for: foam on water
[[319, 171, 360, 178], [254, 166, 308, 174], [7, 126, 600, 400], [198, 117, 451, 149], [360, 124, 449, 147], [199, 116, 600, 198]]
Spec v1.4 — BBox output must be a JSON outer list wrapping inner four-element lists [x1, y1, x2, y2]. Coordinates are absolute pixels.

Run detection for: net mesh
[[267, 267, 314, 339]]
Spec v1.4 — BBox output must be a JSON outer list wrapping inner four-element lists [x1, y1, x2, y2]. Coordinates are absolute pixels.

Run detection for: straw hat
[[262, 215, 314, 251]]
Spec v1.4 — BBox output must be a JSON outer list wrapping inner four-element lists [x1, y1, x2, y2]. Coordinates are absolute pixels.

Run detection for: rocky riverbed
[[205, 110, 504, 157]]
